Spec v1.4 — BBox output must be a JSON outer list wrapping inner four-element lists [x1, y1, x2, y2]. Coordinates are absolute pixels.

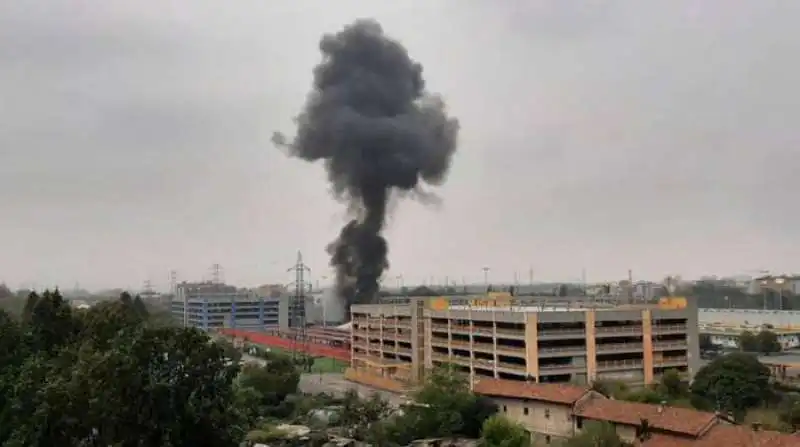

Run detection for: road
[[241, 355, 407, 406]]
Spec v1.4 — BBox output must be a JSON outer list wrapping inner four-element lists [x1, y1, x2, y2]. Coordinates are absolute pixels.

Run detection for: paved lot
[[299, 373, 408, 407], [241, 355, 407, 406]]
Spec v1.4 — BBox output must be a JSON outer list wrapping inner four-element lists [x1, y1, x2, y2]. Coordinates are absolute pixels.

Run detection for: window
[[545, 435, 551, 444], [576, 417, 583, 429], [502, 405, 507, 413], [523, 407, 529, 415], [544, 408, 550, 419]]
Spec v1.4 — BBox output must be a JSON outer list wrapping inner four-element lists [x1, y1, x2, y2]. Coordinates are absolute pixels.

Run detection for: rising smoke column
[[274, 19, 459, 313]]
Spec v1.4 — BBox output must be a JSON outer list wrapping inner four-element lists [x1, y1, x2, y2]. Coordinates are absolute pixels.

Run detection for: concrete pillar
[[525, 312, 539, 380], [642, 309, 654, 385], [586, 310, 597, 382]]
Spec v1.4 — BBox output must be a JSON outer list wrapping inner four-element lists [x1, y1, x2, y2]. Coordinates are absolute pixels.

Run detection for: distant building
[[171, 282, 288, 331]]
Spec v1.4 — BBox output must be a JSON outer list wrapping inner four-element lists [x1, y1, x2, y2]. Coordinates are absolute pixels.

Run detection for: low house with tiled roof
[[472, 378, 601, 444], [573, 397, 719, 444], [642, 424, 800, 447], [472, 378, 799, 446]]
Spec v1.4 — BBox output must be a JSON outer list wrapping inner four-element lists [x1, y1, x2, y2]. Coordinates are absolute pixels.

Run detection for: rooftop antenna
[[287, 251, 311, 368]]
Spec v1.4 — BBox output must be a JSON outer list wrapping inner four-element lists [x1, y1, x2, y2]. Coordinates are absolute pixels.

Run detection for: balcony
[[596, 342, 644, 353], [653, 341, 687, 351], [496, 344, 526, 356], [539, 363, 584, 372], [495, 328, 526, 339], [497, 360, 526, 373], [471, 326, 494, 336], [654, 356, 688, 366], [430, 323, 449, 333], [653, 324, 688, 334], [595, 326, 643, 336], [538, 328, 586, 340], [538, 345, 586, 357], [597, 359, 643, 370], [430, 337, 449, 347]]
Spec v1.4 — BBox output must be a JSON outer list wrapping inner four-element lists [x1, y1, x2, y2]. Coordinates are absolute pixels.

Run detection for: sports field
[[258, 345, 348, 373]]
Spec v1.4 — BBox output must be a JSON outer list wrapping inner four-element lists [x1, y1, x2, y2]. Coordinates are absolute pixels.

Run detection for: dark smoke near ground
[[273, 19, 459, 315]]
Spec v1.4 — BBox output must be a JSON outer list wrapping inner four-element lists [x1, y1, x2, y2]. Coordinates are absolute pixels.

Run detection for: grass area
[[257, 345, 348, 374]]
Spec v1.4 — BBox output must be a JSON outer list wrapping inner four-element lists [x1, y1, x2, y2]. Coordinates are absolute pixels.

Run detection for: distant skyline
[[2, 2, 798, 290]]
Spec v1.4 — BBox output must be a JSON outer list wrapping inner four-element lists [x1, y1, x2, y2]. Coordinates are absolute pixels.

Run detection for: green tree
[[756, 330, 781, 355], [0, 291, 249, 447], [8, 327, 245, 447], [21, 291, 39, 322], [387, 366, 497, 443], [26, 289, 77, 354], [215, 337, 243, 363], [132, 294, 149, 318], [237, 355, 300, 408], [337, 389, 393, 439], [565, 421, 626, 447], [0, 283, 12, 300], [479, 415, 530, 447], [738, 330, 759, 352], [77, 299, 143, 349], [658, 369, 688, 399], [690, 352, 772, 420], [778, 396, 800, 431]]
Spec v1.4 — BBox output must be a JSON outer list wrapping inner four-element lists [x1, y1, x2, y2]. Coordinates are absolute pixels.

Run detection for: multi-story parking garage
[[349, 294, 699, 389]]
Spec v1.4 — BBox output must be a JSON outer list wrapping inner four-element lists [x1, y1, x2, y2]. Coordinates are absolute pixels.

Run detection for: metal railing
[[597, 342, 644, 352], [540, 363, 582, 371], [539, 328, 585, 336], [597, 359, 643, 369], [595, 326, 642, 334], [495, 328, 526, 337], [539, 345, 586, 354], [654, 356, 688, 365], [653, 324, 688, 332], [653, 341, 687, 350], [497, 361, 526, 371]]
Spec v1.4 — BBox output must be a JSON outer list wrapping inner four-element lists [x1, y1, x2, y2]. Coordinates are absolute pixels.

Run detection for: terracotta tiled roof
[[575, 399, 717, 436], [642, 425, 799, 447], [472, 378, 590, 405]]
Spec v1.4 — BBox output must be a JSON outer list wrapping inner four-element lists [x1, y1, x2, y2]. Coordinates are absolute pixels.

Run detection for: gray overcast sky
[[1, 1, 798, 291]]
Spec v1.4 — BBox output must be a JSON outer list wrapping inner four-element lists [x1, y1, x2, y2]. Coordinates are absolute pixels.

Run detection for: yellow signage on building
[[429, 297, 448, 311], [469, 294, 511, 308], [428, 293, 512, 311], [658, 297, 687, 310]]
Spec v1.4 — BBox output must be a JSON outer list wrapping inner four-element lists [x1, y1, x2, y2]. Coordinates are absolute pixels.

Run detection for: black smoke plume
[[274, 19, 459, 314]]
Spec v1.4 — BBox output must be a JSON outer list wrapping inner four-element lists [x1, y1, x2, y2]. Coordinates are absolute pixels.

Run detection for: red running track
[[221, 329, 351, 363]]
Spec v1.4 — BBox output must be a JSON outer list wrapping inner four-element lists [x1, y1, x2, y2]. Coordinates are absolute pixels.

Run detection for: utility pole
[[287, 251, 311, 368]]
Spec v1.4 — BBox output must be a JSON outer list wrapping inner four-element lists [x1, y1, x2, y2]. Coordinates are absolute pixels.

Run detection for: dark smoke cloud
[[275, 19, 459, 313]]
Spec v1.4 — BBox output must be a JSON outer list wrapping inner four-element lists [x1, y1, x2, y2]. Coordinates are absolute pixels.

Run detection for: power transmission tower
[[287, 251, 311, 368], [169, 270, 177, 294], [143, 279, 154, 296], [211, 264, 223, 284]]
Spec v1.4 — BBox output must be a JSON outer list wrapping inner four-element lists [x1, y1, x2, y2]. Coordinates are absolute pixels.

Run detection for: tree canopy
[[0, 290, 254, 446], [690, 352, 773, 420]]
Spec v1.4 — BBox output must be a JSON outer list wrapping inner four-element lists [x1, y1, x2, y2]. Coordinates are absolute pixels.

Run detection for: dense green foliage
[[478, 415, 531, 447], [564, 421, 627, 447], [0, 289, 292, 446], [690, 352, 773, 419]]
